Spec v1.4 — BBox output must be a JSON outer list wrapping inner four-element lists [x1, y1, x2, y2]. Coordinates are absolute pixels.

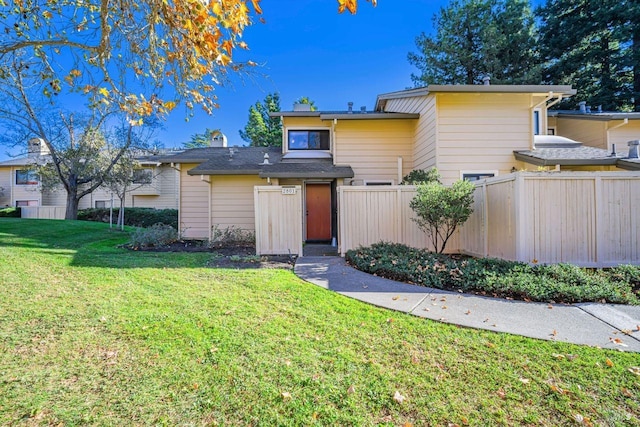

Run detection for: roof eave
[[513, 151, 620, 166], [319, 113, 420, 120], [616, 160, 640, 171], [186, 169, 262, 176]]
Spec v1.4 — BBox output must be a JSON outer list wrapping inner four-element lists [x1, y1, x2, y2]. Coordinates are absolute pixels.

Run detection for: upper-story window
[[132, 169, 153, 184], [15, 169, 38, 185], [288, 130, 330, 151]]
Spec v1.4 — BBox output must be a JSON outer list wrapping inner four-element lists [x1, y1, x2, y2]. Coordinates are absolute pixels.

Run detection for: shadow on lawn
[[0, 218, 292, 270]]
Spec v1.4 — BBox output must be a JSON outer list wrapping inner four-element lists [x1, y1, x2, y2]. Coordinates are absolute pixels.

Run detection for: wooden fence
[[337, 186, 459, 256], [254, 186, 303, 256], [20, 206, 66, 220], [337, 172, 640, 266], [460, 172, 640, 267]]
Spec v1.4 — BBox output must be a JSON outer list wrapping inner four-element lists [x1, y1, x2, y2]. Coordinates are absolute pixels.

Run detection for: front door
[[306, 183, 332, 241]]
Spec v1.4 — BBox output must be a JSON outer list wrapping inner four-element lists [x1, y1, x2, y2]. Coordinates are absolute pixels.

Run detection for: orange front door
[[306, 184, 332, 241]]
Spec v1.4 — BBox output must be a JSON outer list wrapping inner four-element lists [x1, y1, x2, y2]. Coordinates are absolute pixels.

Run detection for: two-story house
[[0, 138, 180, 210], [162, 84, 608, 245]]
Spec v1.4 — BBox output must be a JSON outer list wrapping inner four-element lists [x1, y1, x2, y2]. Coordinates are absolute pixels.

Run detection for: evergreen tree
[[239, 93, 282, 147], [182, 129, 222, 149], [409, 0, 539, 86], [537, 0, 637, 111]]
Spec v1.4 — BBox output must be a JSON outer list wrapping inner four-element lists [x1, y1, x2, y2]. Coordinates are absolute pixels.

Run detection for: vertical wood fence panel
[[460, 172, 640, 267], [20, 206, 65, 219], [338, 186, 460, 256], [254, 186, 303, 256]]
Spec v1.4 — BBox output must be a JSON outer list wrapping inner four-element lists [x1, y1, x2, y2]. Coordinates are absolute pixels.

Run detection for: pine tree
[[408, 0, 539, 86], [239, 93, 282, 147], [537, 0, 636, 111]]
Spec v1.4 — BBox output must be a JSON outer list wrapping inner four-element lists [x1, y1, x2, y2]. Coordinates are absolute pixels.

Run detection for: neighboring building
[[161, 83, 640, 244], [547, 104, 640, 170], [0, 139, 180, 209]]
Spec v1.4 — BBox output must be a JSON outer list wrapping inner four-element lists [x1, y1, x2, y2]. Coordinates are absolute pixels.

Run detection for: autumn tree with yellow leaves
[[0, 0, 375, 219]]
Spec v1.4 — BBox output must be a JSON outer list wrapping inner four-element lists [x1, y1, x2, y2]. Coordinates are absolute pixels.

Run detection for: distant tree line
[[409, 0, 640, 111]]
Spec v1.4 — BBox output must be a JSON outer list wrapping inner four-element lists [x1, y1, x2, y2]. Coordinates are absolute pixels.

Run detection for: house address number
[[281, 187, 297, 195]]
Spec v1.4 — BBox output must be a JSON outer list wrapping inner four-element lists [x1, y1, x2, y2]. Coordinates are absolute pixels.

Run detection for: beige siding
[[556, 118, 607, 149], [130, 166, 179, 209], [0, 167, 11, 206], [179, 164, 210, 239], [334, 119, 415, 184], [436, 93, 532, 184], [210, 175, 266, 232], [384, 96, 437, 172], [609, 120, 640, 156], [254, 186, 303, 255]]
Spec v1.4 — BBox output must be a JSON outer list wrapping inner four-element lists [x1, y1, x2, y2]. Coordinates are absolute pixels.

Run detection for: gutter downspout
[[606, 118, 629, 154], [200, 175, 212, 241], [530, 92, 554, 150], [332, 119, 337, 164]]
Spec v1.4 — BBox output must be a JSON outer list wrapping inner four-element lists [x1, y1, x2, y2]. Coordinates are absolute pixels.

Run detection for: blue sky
[[157, 0, 450, 149]]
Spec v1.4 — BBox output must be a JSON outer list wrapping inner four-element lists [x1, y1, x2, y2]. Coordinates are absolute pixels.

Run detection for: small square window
[[463, 173, 495, 182], [132, 169, 153, 184], [288, 130, 330, 150], [95, 201, 109, 208], [16, 169, 38, 185], [16, 200, 38, 207]]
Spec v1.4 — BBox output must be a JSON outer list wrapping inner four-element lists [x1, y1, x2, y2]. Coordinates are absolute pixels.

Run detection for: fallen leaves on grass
[[609, 337, 627, 347], [628, 366, 640, 376], [347, 385, 356, 394], [281, 391, 292, 400]]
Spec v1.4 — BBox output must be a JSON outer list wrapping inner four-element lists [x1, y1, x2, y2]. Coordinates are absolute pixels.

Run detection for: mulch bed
[[125, 240, 296, 270]]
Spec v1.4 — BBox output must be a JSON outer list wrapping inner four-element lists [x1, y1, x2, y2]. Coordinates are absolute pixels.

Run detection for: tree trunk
[[64, 190, 80, 220], [118, 197, 125, 231]]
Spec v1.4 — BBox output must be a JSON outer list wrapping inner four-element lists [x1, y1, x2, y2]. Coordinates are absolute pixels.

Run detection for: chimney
[[293, 103, 311, 112], [360, 106, 366, 113], [578, 101, 586, 113], [347, 102, 353, 113], [628, 140, 640, 159], [482, 75, 491, 86]]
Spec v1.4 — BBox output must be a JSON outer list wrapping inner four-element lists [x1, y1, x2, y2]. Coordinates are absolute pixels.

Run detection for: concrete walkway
[[294, 256, 640, 352]]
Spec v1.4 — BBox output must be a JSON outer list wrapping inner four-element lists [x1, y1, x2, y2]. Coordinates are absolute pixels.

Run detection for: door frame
[[304, 180, 336, 243]]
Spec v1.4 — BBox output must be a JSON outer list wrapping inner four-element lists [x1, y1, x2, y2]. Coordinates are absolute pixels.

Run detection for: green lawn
[[1, 219, 639, 426]]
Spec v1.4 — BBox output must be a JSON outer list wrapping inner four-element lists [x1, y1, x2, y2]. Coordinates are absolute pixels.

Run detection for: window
[[16, 200, 38, 207], [95, 200, 109, 208], [533, 109, 542, 135], [462, 172, 495, 182], [288, 130, 330, 150], [364, 180, 394, 186], [132, 169, 153, 184], [15, 169, 38, 185]]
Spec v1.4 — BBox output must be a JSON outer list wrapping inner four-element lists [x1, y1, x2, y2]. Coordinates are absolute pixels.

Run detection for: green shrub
[[345, 242, 640, 304], [78, 208, 178, 229], [0, 207, 21, 217], [129, 223, 179, 249], [210, 225, 255, 246]]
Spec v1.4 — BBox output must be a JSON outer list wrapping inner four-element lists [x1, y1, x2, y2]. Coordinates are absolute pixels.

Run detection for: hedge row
[[77, 208, 178, 229], [0, 207, 21, 217], [346, 242, 640, 305]]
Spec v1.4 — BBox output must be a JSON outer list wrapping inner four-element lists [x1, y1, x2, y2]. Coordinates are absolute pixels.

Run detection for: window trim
[[285, 127, 331, 153], [16, 200, 39, 207], [363, 179, 394, 186], [132, 168, 153, 185], [15, 169, 39, 186], [460, 170, 498, 182]]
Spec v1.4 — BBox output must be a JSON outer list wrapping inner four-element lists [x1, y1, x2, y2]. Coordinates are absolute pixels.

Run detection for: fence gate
[[254, 186, 303, 256]]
